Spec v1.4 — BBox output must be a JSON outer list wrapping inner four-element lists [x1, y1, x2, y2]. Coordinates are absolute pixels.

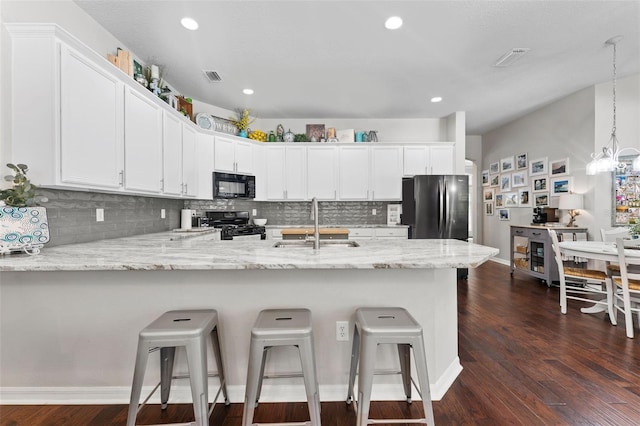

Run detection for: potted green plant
[[628, 223, 640, 239], [230, 109, 255, 138], [0, 163, 50, 253]]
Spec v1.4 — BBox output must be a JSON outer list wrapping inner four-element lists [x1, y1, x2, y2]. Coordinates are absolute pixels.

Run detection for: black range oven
[[205, 211, 266, 241]]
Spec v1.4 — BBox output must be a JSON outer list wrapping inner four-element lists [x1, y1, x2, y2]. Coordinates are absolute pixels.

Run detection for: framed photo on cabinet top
[[482, 170, 490, 186], [489, 162, 500, 174], [516, 153, 528, 170], [490, 174, 500, 187], [500, 156, 515, 173], [551, 176, 572, 195], [529, 157, 548, 176], [535, 192, 549, 207], [550, 158, 570, 177], [518, 188, 532, 207], [533, 176, 547, 192]]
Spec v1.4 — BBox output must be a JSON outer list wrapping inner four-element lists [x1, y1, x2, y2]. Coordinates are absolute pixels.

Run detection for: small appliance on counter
[[532, 207, 558, 225], [205, 211, 266, 240]]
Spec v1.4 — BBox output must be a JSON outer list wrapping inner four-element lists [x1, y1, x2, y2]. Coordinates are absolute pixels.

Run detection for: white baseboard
[[490, 256, 509, 266], [0, 359, 462, 405]]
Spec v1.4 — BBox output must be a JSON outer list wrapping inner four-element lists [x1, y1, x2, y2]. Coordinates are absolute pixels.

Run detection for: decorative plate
[[195, 113, 214, 130]]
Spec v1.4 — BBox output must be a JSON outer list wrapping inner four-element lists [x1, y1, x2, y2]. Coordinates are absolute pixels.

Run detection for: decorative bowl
[[253, 218, 267, 226]]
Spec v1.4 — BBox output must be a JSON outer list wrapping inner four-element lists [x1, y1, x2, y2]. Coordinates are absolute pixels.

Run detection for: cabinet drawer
[[511, 227, 532, 238], [349, 228, 374, 239], [375, 228, 408, 238]]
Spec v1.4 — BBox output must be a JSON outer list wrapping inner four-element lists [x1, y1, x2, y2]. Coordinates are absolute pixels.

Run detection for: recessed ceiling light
[[385, 16, 403, 30], [243, 88, 254, 95], [431, 96, 443, 103], [180, 17, 199, 31]]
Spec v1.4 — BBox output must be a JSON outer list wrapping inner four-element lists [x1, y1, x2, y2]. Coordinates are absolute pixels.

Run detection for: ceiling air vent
[[493, 48, 530, 67], [203, 70, 222, 82]]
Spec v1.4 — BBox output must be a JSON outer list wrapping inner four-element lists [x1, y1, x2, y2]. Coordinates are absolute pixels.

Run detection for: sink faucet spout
[[310, 197, 320, 249]]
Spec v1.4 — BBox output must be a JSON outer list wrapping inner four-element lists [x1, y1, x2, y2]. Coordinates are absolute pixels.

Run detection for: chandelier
[[586, 36, 640, 175]]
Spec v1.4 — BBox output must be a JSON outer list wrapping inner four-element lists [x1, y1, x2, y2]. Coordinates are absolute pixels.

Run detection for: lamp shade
[[558, 193, 583, 210]]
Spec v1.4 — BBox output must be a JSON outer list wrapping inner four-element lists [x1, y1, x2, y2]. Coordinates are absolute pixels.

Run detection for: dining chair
[[601, 228, 630, 276], [549, 230, 616, 323], [613, 238, 640, 338]]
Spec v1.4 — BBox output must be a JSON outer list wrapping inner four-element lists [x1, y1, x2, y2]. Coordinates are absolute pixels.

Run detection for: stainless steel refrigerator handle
[[443, 180, 448, 237], [438, 181, 444, 233]]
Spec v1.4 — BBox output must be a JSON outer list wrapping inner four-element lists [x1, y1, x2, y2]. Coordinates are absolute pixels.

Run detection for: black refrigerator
[[401, 175, 469, 278]]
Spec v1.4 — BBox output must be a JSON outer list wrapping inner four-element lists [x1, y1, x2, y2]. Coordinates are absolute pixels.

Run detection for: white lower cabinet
[[348, 228, 375, 240], [349, 227, 408, 240]]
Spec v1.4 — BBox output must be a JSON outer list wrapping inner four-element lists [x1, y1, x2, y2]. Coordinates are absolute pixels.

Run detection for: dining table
[[558, 240, 640, 313]]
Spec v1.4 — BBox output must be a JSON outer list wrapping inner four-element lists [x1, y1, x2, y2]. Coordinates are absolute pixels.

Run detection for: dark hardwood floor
[[2, 261, 640, 425]]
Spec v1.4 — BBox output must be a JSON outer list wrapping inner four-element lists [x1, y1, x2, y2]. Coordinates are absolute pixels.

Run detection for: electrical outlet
[[96, 208, 104, 222], [252, 209, 257, 216], [161, 209, 166, 219], [372, 208, 377, 215], [336, 321, 349, 341]]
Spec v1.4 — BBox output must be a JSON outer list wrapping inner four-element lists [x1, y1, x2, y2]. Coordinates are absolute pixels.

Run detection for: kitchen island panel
[[0, 267, 459, 403]]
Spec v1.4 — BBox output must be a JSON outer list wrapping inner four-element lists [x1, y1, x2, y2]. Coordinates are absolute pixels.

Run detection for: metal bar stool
[[346, 307, 435, 426], [242, 308, 321, 426], [127, 309, 229, 426]]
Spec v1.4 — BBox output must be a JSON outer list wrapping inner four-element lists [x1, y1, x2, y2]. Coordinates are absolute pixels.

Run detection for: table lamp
[[558, 193, 583, 227]]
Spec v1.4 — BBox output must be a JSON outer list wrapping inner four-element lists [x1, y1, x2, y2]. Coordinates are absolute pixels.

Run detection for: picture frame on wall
[[533, 176, 547, 192], [489, 162, 500, 174], [495, 194, 504, 207], [484, 188, 494, 201], [550, 158, 570, 177], [500, 174, 511, 192], [518, 188, 531, 207], [511, 171, 528, 188], [529, 157, 548, 176], [535, 192, 549, 207], [482, 170, 490, 186], [500, 156, 515, 173], [516, 153, 528, 170], [485, 202, 494, 216], [498, 208, 510, 221], [551, 176, 572, 195], [504, 192, 518, 207], [490, 174, 500, 187]]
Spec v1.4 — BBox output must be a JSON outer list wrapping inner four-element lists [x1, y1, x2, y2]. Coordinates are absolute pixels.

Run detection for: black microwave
[[213, 172, 256, 199]]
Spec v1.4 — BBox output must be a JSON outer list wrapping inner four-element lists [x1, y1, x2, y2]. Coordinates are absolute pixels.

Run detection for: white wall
[[466, 135, 483, 244], [482, 86, 596, 261], [481, 73, 640, 262]]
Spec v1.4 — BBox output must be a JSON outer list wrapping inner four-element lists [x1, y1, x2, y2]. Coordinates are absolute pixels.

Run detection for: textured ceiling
[[74, 0, 640, 134]]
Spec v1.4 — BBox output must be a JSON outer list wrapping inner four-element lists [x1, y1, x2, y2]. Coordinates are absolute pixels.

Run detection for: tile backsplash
[[34, 189, 401, 247]]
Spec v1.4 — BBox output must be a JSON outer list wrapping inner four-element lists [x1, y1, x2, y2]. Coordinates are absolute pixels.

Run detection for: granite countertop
[[510, 224, 587, 230], [0, 232, 498, 272]]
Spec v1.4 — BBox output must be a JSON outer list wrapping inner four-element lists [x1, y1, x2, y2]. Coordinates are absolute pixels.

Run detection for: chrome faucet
[[310, 197, 320, 249]]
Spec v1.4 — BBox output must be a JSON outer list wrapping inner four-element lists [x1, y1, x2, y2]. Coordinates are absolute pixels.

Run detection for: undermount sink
[[273, 240, 360, 249]]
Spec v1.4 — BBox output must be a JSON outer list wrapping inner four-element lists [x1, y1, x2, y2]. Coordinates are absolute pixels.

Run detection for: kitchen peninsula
[[0, 233, 497, 404]]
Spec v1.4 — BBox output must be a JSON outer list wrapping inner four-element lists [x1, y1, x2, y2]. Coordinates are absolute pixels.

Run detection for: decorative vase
[[239, 129, 248, 138], [0, 206, 50, 255]]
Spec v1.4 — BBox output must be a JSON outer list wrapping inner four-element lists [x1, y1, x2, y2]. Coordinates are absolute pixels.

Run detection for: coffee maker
[[532, 207, 547, 224]]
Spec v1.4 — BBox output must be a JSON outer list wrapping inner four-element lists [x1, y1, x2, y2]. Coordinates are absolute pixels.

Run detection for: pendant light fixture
[[586, 36, 640, 175]]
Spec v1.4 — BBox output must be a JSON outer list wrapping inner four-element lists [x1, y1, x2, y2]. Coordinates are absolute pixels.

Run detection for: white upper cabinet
[[370, 146, 402, 200], [307, 146, 338, 200], [123, 87, 163, 193], [265, 145, 307, 200], [195, 133, 215, 200], [181, 123, 198, 197], [338, 146, 370, 200], [59, 44, 124, 189], [214, 136, 253, 174], [403, 144, 454, 176], [162, 112, 183, 196]]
